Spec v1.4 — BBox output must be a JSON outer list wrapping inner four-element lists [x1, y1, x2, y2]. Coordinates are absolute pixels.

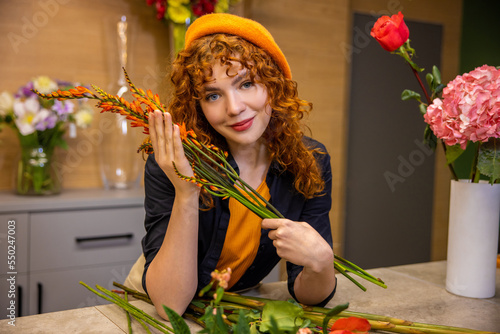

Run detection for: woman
[[142, 13, 336, 319]]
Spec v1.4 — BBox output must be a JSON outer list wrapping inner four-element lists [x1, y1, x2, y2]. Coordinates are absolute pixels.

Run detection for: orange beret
[[184, 13, 292, 79]]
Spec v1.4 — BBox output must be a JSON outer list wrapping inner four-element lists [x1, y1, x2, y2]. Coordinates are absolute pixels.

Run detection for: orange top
[[215, 181, 271, 289]]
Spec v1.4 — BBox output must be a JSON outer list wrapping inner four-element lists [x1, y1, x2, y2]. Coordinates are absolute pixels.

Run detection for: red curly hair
[[167, 33, 325, 199]]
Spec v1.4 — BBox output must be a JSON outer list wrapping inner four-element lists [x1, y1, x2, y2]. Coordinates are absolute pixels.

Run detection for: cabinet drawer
[[29, 262, 135, 315], [30, 207, 145, 272]]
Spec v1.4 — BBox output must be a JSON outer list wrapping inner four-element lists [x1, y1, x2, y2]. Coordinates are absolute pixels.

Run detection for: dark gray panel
[[344, 13, 442, 269]]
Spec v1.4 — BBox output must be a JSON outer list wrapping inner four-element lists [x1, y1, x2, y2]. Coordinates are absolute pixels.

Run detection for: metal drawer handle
[[37, 282, 43, 314], [75, 233, 134, 243]]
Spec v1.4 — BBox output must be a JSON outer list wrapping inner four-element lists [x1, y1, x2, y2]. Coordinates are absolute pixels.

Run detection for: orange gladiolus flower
[[178, 122, 196, 141]]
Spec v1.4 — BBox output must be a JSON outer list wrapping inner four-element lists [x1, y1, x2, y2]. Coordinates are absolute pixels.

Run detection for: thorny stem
[[409, 63, 432, 105], [407, 60, 459, 181]]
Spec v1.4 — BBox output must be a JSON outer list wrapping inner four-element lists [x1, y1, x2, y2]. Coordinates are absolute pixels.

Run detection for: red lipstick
[[230, 117, 254, 131]]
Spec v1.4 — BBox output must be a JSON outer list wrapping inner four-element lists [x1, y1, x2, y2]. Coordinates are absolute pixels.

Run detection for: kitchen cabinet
[[0, 188, 145, 318]]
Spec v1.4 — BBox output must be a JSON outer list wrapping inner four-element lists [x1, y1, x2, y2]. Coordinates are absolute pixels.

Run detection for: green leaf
[[198, 280, 214, 297], [477, 139, 500, 184], [433, 83, 445, 96], [432, 65, 442, 85], [249, 323, 260, 334], [423, 125, 437, 150], [162, 305, 191, 334], [259, 300, 304, 333], [445, 144, 465, 165], [200, 306, 230, 334], [300, 318, 311, 329], [426, 73, 434, 90], [322, 303, 349, 334], [214, 286, 224, 305], [191, 300, 206, 308], [419, 103, 428, 115], [232, 310, 251, 334], [401, 89, 421, 102]]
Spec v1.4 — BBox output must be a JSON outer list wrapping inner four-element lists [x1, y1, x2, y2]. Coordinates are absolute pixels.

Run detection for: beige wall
[[0, 0, 462, 259]]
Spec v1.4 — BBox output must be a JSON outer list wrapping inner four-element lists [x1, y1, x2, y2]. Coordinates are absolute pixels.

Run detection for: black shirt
[[141, 136, 335, 305]]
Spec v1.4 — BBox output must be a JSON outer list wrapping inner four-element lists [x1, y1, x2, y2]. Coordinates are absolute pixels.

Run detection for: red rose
[[370, 11, 409, 52], [155, 0, 166, 20]]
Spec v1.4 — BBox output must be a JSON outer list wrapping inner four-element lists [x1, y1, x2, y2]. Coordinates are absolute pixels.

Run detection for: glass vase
[[98, 113, 142, 190], [15, 145, 61, 196]]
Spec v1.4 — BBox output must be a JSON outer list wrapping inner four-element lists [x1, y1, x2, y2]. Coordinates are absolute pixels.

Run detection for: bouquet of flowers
[[34, 68, 386, 292], [0, 76, 93, 195], [146, 0, 241, 53], [370, 12, 500, 184]]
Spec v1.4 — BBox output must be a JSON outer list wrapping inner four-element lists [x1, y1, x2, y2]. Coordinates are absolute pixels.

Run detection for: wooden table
[[1, 261, 499, 333]]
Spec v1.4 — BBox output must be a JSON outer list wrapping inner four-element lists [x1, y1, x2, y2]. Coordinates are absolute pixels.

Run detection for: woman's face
[[199, 61, 272, 151]]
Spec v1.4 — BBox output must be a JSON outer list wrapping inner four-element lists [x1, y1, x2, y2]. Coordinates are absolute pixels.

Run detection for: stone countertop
[[2, 261, 499, 333]]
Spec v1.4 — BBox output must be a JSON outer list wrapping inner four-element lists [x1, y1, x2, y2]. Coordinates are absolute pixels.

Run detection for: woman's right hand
[[149, 110, 199, 195]]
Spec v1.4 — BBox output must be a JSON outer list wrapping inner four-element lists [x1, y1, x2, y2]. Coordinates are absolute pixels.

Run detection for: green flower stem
[[132, 315, 152, 334], [107, 283, 493, 334], [443, 140, 460, 181], [113, 282, 152, 304], [334, 254, 383, 283], [398, 46, 459, 182], [79, 282, 174, 334], [183, 138, 284, 218], [334, 265, 367, 291], [303, 305, 494, 334], [334, 256, 387, 289], [407, 62, 432, 105], [183, 313, 206, 328], [179, 142, 280, 219], [124, 292, 133, 334], [470, 142, 482, 183]]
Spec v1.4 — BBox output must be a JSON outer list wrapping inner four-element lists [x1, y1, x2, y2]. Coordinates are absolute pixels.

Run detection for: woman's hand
[[149, 110, 199, 195], [262, 218, 336, 305], [262, 218, 333, 272]]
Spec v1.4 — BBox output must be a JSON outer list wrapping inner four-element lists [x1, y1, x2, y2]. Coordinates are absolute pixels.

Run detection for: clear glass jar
[[16, 145, 61, 196]]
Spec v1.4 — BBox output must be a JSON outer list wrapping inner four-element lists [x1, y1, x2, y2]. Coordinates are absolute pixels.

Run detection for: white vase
[[446, 179, 500, 298]]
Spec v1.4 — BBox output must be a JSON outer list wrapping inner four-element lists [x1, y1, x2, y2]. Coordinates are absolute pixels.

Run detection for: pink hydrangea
[[423, 65, 500, 150]]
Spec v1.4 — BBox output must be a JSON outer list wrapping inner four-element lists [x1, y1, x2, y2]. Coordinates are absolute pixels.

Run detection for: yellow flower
[[167, 3, 191, 24], [74, 106, 94, 128], [0, 91, 14, 116], [33, 76, 58, 95], [215, 0, 229, 13], [169, 0, 190, 5]]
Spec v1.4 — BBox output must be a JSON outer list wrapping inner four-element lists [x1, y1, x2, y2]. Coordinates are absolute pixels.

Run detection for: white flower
[[13, 97, 42, 135], [32, 76, 58, 94], [0, 91, 14, 116], [74, 105, 94, 128]]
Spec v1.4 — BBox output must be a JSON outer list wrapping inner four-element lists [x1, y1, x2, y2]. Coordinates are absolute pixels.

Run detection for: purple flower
[[15, 81, 36, 98], [52, 99, 74, 116], [56, 79, 73, 88], [34, 110, 57, 131]]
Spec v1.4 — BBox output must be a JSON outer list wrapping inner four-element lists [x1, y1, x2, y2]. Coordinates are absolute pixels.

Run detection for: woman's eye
[[241, 81, 253, 89], [205, 93, 220, 102]]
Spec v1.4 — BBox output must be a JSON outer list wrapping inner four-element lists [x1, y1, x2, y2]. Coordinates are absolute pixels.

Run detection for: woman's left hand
[[262, 219, 333, 272]]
